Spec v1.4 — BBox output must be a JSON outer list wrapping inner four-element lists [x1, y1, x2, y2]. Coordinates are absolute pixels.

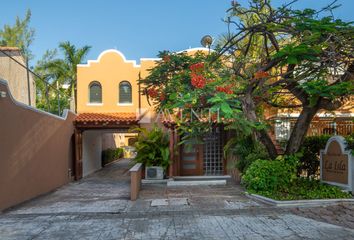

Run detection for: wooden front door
[[180, 144, 203, 176]]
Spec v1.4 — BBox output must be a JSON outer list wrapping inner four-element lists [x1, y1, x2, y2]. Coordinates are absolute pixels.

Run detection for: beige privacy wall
[[0, 79, 75, 211]]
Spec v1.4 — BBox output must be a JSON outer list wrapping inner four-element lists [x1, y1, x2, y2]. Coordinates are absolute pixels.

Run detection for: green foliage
[[142, 50, 256, 143], [133, 126, 170, 171], [242, 154, 300, 192], [244, 152, 351, 200], [302, 80, 354, 106], [273, 43, 321, 65], [252, 178, 352, 200], [224, 135, 270, 174], [222, 1, 354, 156], [299, 135, 331, 178], [0, 9, 35, 59], [102, 148, 124, 166], [345, 133, 354, 154], [34, 42, 91, 113]]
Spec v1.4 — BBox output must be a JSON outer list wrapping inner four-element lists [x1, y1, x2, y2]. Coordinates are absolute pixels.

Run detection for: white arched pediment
[[77, 49, 140, 68], [77, 47, 214, 69]]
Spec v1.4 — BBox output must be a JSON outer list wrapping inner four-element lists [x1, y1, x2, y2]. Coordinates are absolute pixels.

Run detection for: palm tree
[[44, 41, 91, 112]]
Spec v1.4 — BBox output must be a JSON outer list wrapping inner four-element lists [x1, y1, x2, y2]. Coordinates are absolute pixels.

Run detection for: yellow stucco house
[[74, 48, 353, 179], [74, 48, 214, 178]]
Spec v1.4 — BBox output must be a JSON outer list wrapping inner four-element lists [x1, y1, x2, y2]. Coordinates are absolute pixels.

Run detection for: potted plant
[[133, 125, 170, 179]]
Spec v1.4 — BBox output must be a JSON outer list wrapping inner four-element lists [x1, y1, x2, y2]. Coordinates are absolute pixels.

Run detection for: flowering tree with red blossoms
[[143, 0, 353, 159], [141, 50, 258, 144]]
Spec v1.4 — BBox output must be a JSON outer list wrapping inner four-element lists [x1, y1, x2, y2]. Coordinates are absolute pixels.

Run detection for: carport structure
[[74, 112, 139, 180]]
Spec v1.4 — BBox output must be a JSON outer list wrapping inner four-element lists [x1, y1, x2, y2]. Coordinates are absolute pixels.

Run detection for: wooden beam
[[74, 123, 139, 130]]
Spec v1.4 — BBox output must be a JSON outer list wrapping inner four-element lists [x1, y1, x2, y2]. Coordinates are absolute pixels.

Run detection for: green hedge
[[242, 154, 299, 192], [243, 154, 352, 200], [102, 148, 124, 166]]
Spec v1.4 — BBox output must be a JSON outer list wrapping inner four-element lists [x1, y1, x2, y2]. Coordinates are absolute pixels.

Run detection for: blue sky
[[1, 0, 353, 66]]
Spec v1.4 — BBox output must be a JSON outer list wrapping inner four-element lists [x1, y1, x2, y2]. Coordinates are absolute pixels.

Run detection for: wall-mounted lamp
[[0, 91, 6, 98]]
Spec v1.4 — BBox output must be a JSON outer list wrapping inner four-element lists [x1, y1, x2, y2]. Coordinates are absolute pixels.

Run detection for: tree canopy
[[0, 9, 35, 60], [34, 42, 91, 113], [143, 0, 354, 158]]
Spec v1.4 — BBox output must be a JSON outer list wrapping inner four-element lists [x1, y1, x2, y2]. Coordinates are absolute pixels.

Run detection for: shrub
[[102, 148, 124, 166], [133, 125, 170, 171], [298, 135, 330, 178], [225, 135, 270, 174], [242, 154, 299, 192], [255, 178, 351, 200], [243, 153, 352, 200]]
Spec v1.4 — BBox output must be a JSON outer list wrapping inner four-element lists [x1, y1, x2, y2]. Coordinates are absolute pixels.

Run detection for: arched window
[[119, 81, 132, 104], [89, 81, 102, 103]]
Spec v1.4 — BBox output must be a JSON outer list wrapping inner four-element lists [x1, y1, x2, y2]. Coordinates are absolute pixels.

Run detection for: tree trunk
[[285, 106, 318, 155], [241, 92, 278, 159]]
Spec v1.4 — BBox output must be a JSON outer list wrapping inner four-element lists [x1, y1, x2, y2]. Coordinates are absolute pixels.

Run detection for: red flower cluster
[[216, 84, 234, 94], [159, 93, 166, 101], [254, 70, 269, 79], [190, 62, 206, 89], [191, 73, 206, 89], [189, 62, 204, 72], [147, 87, 158, 98]]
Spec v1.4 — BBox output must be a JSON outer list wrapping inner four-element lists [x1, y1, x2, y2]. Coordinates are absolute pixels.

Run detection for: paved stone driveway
[[1, 159, 354, 239]]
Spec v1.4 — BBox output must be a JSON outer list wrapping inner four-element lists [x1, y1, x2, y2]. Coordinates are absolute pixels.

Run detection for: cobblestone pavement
[[290, 203, 354, 229], [1, 159, 354, 239]]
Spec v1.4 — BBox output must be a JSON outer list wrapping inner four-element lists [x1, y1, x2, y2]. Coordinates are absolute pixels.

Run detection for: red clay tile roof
[[75, 112, 138, 125], [0, 46, 20, 51]]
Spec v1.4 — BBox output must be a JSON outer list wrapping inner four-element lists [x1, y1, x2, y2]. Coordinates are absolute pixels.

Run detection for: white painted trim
[[323, 136, 347, 153], [140, 58, 162, 61], [176, 47, 214, 54], [117, 103, 133, 106], [276, 112, 354, 118], [247, 193, 354, 207], [77, 49, 140, 68], [0, 79, 73, 120], [77, 47, 214, 69], [86, 103, 103, 106], [167, 180, 226, 186]]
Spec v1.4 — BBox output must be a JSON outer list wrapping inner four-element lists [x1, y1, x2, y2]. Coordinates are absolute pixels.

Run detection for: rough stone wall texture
[[0, 80, 75, 211], [0, 50, 36, 106]]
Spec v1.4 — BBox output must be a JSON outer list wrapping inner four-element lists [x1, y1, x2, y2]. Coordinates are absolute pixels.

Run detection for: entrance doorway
[[180, 144, 203, 176], [180, 127, 224, 176]]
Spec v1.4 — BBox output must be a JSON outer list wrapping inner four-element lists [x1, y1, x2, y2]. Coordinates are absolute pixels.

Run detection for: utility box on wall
[[145, 166, 164, 180]]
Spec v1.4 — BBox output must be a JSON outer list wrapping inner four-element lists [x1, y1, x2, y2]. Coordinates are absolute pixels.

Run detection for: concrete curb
[[167, 180, 226, 187], [142, 179, 170, 184], [246, 193, 354, 207]]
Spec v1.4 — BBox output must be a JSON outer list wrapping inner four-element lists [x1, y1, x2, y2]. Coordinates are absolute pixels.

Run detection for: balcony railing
[[270, 117, 353, 141]]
